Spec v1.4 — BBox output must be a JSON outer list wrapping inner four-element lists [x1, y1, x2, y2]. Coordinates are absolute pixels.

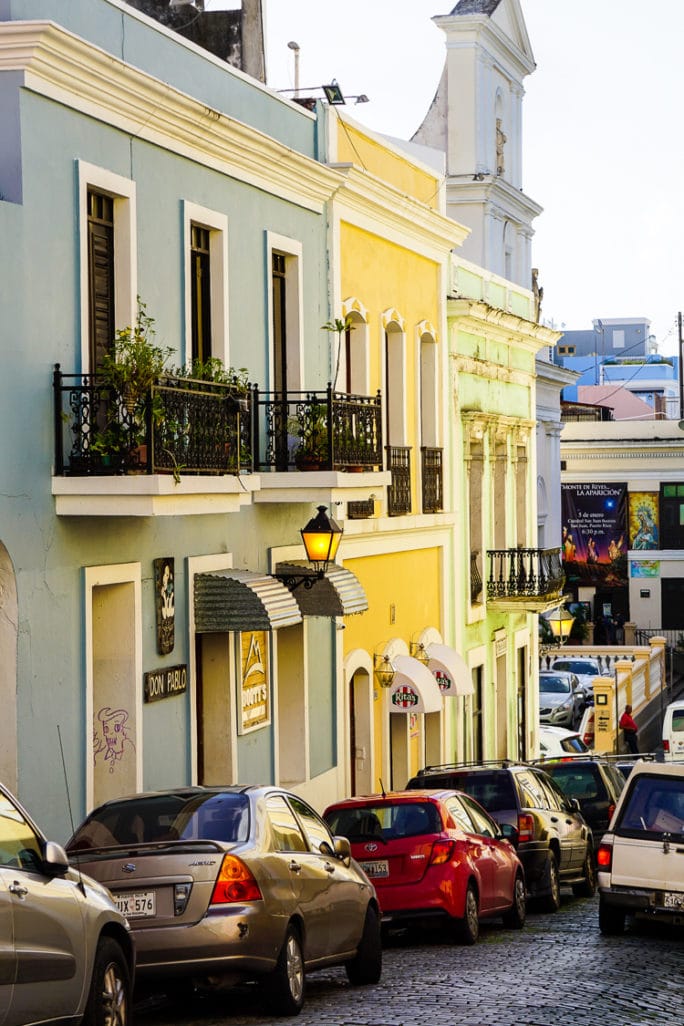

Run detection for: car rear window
[[326, 802, 442, 840], [545, 765, 602, 801], [616, 774, 684, 840], [409, 771, 516, 814], [671, 709, 684, 732], [560, 735, 589, 753], [68, 792, 250, 849]]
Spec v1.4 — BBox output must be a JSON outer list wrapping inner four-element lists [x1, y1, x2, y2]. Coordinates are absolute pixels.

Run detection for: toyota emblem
[[364, 842, 379, 853]]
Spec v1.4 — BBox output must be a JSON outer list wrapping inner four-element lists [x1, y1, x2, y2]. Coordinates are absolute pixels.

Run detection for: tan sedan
[[67, 785, 381, 1015], [0, 781, 133, 1026]]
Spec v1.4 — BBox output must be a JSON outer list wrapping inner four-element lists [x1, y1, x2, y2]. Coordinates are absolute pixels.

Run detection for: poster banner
[[628, 492, 659, 550], [238, 631, 270, 734], [561, 483, 627, 586]]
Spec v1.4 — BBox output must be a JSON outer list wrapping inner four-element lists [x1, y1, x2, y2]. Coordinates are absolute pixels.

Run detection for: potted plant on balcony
[[92, 301, 174, 468]]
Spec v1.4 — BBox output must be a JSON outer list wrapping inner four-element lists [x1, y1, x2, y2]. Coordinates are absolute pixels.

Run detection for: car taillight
[[210, 854, 262, 905], [582, 731, 593, 746], [517, 814, 534, 844], [663, 740, 670, 753], [597, 842, 613, 871], [429, 839, 456, 866]]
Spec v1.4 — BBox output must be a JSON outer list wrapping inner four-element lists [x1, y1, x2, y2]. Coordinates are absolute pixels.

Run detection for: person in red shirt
[[619, 704, 639, 754]]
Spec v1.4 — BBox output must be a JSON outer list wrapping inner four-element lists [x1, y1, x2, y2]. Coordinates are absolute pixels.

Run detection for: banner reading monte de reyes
[[561, 483, 628, 587]]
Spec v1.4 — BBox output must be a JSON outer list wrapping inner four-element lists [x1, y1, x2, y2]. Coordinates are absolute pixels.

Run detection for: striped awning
[[274, 563, 368, 617], [194, 570, 303, 632]]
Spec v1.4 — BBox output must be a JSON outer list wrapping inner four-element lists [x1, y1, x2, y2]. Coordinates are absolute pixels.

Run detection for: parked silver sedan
[[66, 785, 381, 1015], [0, 781, 133, 1026]]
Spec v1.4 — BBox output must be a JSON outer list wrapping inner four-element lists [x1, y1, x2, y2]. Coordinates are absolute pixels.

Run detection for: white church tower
[[412, 0, 541, 288]]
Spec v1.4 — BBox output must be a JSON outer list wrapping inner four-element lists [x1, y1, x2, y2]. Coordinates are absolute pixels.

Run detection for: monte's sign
[[144, 664, 188, 703]]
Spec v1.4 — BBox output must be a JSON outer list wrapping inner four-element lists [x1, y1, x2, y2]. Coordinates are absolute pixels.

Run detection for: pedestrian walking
[[619, 704, 639, 754]]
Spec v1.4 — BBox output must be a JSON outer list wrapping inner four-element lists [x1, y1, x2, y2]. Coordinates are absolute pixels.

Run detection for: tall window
[[190, 224, 212, 364], [87, 190, 115, 371], [272, 252, 287, 392], [661, 484, 684, 548]]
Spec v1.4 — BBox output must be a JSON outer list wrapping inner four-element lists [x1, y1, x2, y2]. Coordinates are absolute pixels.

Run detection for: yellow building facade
[[323, 111, 470, 792]]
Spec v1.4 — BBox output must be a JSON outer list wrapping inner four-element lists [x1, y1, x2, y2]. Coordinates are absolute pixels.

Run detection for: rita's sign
[[144, 664, 187, 703]]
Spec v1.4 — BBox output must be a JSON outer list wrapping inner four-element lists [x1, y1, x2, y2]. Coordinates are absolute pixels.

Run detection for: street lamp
[[546, 607, 575, 646], [274, 505, 343, 591], [374, 653, 396, 689]]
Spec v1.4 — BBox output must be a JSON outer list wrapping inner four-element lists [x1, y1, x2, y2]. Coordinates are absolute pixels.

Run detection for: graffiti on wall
[[93, 706, 135, 774]]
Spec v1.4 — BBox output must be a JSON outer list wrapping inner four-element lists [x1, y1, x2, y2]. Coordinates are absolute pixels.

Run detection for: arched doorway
[[345, 651, 373, 796]]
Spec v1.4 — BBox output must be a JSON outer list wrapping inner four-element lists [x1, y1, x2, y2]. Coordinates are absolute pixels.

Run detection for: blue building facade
[[0, 0, 384, 835]]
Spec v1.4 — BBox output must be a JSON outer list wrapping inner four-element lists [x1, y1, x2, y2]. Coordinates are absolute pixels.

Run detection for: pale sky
[[206, 1, 684, 354]]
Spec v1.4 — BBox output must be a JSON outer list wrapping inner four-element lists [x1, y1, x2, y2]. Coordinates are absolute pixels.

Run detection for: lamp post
[[274, 505, 343, 591], [287, 41, 300, 98], [546, 607, 575, 647]]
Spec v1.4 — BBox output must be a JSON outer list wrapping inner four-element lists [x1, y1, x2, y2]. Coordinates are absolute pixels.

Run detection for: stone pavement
[[135, 894, 683, 1026]]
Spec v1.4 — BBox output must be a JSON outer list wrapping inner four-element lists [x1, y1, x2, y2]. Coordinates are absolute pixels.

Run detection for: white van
[[662, 699, 684, 762], [597, 761, 684, 933]]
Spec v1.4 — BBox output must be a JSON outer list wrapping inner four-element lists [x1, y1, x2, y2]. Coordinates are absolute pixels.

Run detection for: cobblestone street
[[135, 894, 684, 1026]]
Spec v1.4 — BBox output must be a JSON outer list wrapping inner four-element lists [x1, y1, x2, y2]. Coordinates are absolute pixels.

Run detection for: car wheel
[[539, 852, 561, 913], [268, 924, 305, 1016], [502, 872, 526, 930], [456, 883, 479, 945], [573, 847, 597, 898], [346, 905, 382, 985], [599, 898, 626, 936], [82, 937, 131, 1026]]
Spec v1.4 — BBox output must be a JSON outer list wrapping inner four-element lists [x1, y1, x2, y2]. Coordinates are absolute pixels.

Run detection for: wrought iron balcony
[[386, 445, 412, 517], [252, 385, 382, 472], [421, 446, 443, 513], [53, 366, 251, 477], [486, 547, 564, 608]]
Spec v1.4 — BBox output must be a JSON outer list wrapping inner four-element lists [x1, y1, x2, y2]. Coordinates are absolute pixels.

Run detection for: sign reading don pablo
[[154, 557, 175, 655], [144, 664, 187, 703]]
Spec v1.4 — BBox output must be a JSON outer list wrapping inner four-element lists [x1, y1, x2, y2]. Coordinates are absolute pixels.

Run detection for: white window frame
[[77, 161, 136, 372], [266, 231, 304, 390], [183, 201, 229, 367]]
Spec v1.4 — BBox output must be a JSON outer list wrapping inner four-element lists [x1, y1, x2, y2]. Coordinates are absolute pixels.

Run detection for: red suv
[[324, 790, 526, 945]]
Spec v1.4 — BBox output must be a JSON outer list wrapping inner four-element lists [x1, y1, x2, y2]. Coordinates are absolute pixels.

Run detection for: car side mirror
[[333, 835, 351, 863], [43, 840, 70, 875]]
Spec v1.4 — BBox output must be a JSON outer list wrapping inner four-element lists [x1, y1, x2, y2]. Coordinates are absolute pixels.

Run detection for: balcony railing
[[252, 385, 382, 472], [421, 446, 443, 513], [386, 445, 412, 517], [486, 547, 564, 601], [470, 551, 483, 603], [53, 366, 251, 476]]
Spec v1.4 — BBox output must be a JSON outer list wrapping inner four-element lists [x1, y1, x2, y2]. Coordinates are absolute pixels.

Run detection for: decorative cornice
[[448, 297, 558, 354], [332, 163, 469, 259], [2, 21, 341, 213]]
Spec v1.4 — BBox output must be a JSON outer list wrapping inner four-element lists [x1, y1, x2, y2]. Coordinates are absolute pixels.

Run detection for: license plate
[[360, 860, 389, 878], [663, 891, 684, 909], [114, 890, 156, 918]]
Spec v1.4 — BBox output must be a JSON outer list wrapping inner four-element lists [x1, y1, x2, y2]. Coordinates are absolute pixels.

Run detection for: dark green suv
[[539, 757, 626, 839], [407, 761, 595, 911]]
